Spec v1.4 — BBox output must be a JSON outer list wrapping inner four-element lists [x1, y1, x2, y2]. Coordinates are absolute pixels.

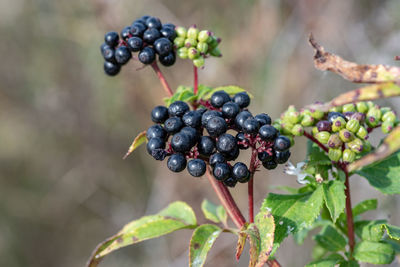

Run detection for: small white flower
[[284, 161, 309, 184]]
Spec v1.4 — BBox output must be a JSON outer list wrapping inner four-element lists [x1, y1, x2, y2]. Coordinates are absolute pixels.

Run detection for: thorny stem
[[151, 62, 174, 97], [193, 66, 199, 95], [343, 166, 355, 258]]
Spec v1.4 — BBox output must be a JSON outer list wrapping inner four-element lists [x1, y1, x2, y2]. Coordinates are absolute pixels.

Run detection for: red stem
[[151, 62, 174, 97], [344, 167, 355, 257], [303, 131, 329, 153], [193, 66, 199, 95], [248, 147, 258, 223]]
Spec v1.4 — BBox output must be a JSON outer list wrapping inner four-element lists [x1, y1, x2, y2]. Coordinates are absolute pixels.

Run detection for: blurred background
[[1, 0, 400, 266]]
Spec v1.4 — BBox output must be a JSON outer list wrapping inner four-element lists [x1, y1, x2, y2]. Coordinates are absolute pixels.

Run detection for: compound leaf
[[189, 224, 222, 267]]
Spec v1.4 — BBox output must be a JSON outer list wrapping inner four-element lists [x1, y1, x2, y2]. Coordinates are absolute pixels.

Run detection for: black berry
[[167, 153, 187, 172], [275, 150, 291, 164], [216, 134, 237, 154], [328, 112, 347, 123], [235, 111, 253, 130], [213, 163, 231, 181], [232, 162, 250, 183], [209, 153, 226, 167], [316, 120, 332, 132], [274, 136, 291, 152], [197, 136, 215, 156], [169, 101, 190, 117], [221, 102, 240, 119], [130, 22, 146, 37], [255, 113, 271, 125], [127, 37, 143, 52], [206, 116, 227, 137], [101, 45, 116, 63], [223, 177, 237, 187], [259, 125, 278, 141], [182, 111, 202, 129], [233, 92, 250, 108], [236, 132, 249, 149], [164, 117, 184, 134], [262, 160, 278, 170], [243, 118, 260, 134], [187, 159, 206, 177], [104, 61, 121, 76], [146, 125, 167, 140], [162, 23, 175, 29], [258, 151, 274, 162], [154, 38, 173, 56], [224, 146, 239, 161], [146, 137, 165, 155], [180, 127, 200, 147], [115, 46, 132, 65], [160, 26, 177, 41], [159, 52, 176, 67], [138, 47, 156, 64], [201, 110, 223, 127], [143, 28, 161, 44], [104, 31, 119, 47], [171, 132, 191, 152], [146, 16, 162, 29], [120, 26, 132, 41], [151, 106, 169, 123], [210, 90, 231, 108]]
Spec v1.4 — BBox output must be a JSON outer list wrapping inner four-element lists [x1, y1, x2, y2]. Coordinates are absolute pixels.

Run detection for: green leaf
[[270, 185, 299, 194], [201, 199, 220, 223], [244, 224, 261, 267], [339, 260, 360, 267], [305, 259, 340, 267], [314, 225, 346, 251], [196, 84, 212, 99], [322, 180, 346, 222], [307, 141, 331, 166], [356, 150, 400, 194], [216, 206, 227, 226], [203, 85, 251, 99], [163, 85, 194, 106], [355, 220, 386, 242], [255, 209, 275, 267], [236, 224, 248, 260], [383, 224, 400, 240], [353, 241, 395, 264], [261, 185, 324, 246], [87, 201, 197, 267], [189, 224, 222, 267], [123, 131, 147, 159], [352, 199, 377, 217]]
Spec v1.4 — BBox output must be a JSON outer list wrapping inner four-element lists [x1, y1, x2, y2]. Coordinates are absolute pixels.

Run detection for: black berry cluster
[[146, 91, 292, 187], [100, 15, 177, 76]]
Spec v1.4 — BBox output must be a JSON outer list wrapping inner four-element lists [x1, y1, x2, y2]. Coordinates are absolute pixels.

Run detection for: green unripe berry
[[329, 106, 342, 113], [356, 102, 369, 113], [281, 121, 294, 135], [362, 140, 372, 152], [208, 36, 219, 48], [188, 47, 199, 60], [193, 57, 205, 68], [310, 109, 325, 120], [291, 124, 304, 136], [348, 138, 363, 153], [285, 107, 300, 124], [343, 149, 356, 163], [382, 111, 396, 123], [382, 120, 394, 134], [185, 38, 197, 47], [174, 37, 185, 48], [176, 27, 187, 38], [197, 42, 208, 54], [209, 47, 222, 57], [327, 133, 343, 148], [312, 126, 319, 135], [366, 107, 382, 128], [380, 107, 391, 114], [301, 114, 315, 127], [342, 103, 356, 113], [177, 47, 188, 59], [328, 148, 342, 162], [339, 129, 354, 143], [315, 131, 330, 144], [356, 126, 368, 139], [187, 26, 199, 39], [366, 101, 375, 109], [300, 109, 312, 116], [273, 120, 283, 132], [198, 30, 211, 43], [332, 117, 347, 132], [346, 119, 360, 133]]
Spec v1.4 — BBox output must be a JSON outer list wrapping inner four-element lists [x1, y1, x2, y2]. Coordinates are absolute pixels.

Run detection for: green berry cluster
[[274, 101, 398, 163], [174, 25, 222, 67]]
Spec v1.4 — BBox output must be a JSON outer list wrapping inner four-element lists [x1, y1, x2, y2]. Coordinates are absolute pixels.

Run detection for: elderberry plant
[[88, 16, 400, 267]]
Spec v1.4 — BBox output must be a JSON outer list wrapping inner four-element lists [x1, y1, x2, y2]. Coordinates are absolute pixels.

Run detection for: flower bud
[[285, 107, 300, 124], [312, 126, 319, 135], [209, 47, 222, 57], [342, 103, 356, 113], [348, 138, 363, 153], [310, 109, 325, 120], [301, 114, 314, 127], [197, 42, 208, 54], [173, 37, 185, 48], [176, 27, 187, 38], [382, 120, 394, 134], [281, 121, 294, 135], [329, 106, 342, 113], [177, 47, 188, 59], [366, 107, 382, 128], [356, 102, 369, 113], [366, 101, 375, 109], [339, 129, 354, 143], [188, 47, 199, 60], [327, 133, 343, 148], [185, 38, 197, 48], [346, 119, 360, 133], [291, 124, 304, 136], [316, 120, 332, 132], [315, 131, 330, 144], [187, 26, 199, 40], [332, 117, 347, 132], [328, 148, 342, 162], [208, 36, 219, 49], [343, 149, 356, 163], [382, 110, 396, 123], [300, 109, 312, 116], [198, 30, 211, 43], [193, 57, 205, 68], [362, 140, 372, 152], [356, 126, 368, 139]]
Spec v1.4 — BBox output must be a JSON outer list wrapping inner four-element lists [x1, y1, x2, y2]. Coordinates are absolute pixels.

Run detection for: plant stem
[[343, 167, 355, 258], [205, 169, 246, 228], [151, 62, 174, 97], [248, 147, 258, 223], [193, 66, 199, 95], [303, 131, 329, 153], [267, 259, 282, 267]]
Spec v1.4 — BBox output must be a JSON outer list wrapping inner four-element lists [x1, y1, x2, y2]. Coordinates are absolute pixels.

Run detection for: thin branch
[[151, 62, 174, 97], [344, 166, 355, 257], [303, 131, 329, 153], [248, 147, 258, 223], [193, 66, 199, 95]]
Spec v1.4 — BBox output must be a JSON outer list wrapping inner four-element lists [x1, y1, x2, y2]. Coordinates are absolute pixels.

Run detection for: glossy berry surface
[[146, 16, 162, 29], [127, 37, 143, 52], [274, 136, 291, 152], [223, 177, 237, 187], [262, 160, 278, 170], [143, 28, 161, 44], [216, 134, 237, 154], [235, 111, 253, 130], [233, 92, 250, 108], [146, 125, 167, 140], [243, 118, 260, 134], [210, 90, 231, 108], [206, 116, 227, 137], [222, 102, 240, 119], [213, 163, 231, 181], [151, 106, 169, 123], [164, 117, 183, 134], [154, 38, 173, 56], [182, 111, 202, 128], [209, 153, 226, 167], [197, 136, 215, 156], [171, 132, 191, 152], [130, 22, 146, 37], [138, 47, 156, 64], [275, 150, 291, 164], [120, 26, 132, 40], [115, 46, 132, 65], [201, 110, 222, 127], [160, 27, 177, 41], [103, 61, 120, 76], [255, 113, 271, 125], [187, 159, 206, 177], [167, 154, 187, 172], [236, 132, 249, 149], [232, 162, 250, 183], [159, 52, 176, 67], [259, 125, 278, 141], [146, 137, 165, 155], [104, 31, 119, 47], [169, 101, 190, 117]]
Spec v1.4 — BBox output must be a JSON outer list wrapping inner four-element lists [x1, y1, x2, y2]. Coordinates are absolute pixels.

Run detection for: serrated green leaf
[[305, 259, 340, 267], [245, 224, 261, 267], [294, 219, 332, 245], [352, 199, 377, 217], [189, 224, 222, 267], [339, 260, 360, 267], [261, 185, 324, 246], [236, 224, 248, 260], [384, 238, 400, 253], [197, 84, 212, 99], [314, 225, 346, 251], [356, 150, 400, 194], [312, 244, 327, 261], [255, 210, 275, 267], [383, 224, 400, 240], [307, 141, 331, 166], [354, 220, 386, 242], [322, 180, 345, 222], [216, 206, 227, 226], [203, 85, 251, 99], [270, 185, 299, 194], [87, 201, 197, 267], [123, 131, 147, 159], [201, 199, 221, 223], [163, 85, 193, 106], [353, 241, 395, 264]]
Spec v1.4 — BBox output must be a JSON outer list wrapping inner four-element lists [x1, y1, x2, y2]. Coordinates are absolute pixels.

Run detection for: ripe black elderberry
[[104, 31, 119, 47], [223, 177, 237, 187], [120, 26, 132, 41], [232, 162, 250, 183], [164, 117, 184, 134], [182, 111, 202, 128], [275, 150, 291, 164], [206, 116, 227, 137], [154, 38, 173, 56], [222, 102, 240, 119], [187, 159, 206, 177], [103, 61, 120, 76], [146, 16, 162, 29], [146, 125, 167, 140], [202, 110, 222, 127], [115, 46, 132, 65], [213, 163, 231, 181], [146, 138, 165, 155], [151, 106, 169, 123], [210, 90, 231, 108], [197, 136, 215, 156], [130, 22, 146, 37], [209, 153, 226, 167], [243, 118, 260, 134], [143, 28, 161, 44], [167, 154, 187, 172], [233, 92, 250, 108], [169, 101, 190, 117], [259, 125, 278, 141], [255, 113, 271, 126], [235, 111, 253, 130], [216, 134, 237, 154], [127, 37, 143, 52], [171, 132, 192, 152], [159, 52, 176, 67], [263, 160, 278, 170], [274, 135, 291, 152]]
